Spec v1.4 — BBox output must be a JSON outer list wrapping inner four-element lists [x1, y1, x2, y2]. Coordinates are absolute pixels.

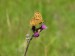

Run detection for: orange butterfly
[[30, 12, 44, 26]]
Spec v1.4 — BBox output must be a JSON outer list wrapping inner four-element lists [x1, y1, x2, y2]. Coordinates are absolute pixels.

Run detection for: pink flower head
[[41, 24, 47, 30], [33, 32, 39, 37]]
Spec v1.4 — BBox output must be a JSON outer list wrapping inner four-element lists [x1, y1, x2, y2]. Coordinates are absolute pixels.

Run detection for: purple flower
[[33, 32, 39, 37], [41, 24, 47, 30]]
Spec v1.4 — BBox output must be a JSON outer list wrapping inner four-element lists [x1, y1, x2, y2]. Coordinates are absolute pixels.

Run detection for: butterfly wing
[[30, 12, 44, 26]]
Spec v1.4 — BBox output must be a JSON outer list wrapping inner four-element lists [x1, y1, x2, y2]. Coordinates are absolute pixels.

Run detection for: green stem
[[24, 35, 33, 56]]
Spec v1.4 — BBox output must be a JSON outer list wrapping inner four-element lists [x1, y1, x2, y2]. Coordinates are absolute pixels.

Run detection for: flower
[[33, 24, 47, 37], [41, 24, 47, 30], [33, 32, 39, 37]]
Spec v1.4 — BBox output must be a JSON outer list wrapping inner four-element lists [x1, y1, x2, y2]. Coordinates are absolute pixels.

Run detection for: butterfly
[[30, 12, 44, 26]]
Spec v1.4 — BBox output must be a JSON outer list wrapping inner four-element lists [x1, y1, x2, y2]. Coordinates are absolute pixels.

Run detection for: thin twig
[[24, 35, 33, 56]]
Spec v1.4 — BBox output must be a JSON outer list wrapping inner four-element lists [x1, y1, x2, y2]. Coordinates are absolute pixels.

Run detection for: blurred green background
[[0, 0, 75, 56]]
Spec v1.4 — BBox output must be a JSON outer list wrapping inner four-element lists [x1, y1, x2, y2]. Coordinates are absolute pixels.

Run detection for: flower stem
[[24, 35, 33, 56]]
